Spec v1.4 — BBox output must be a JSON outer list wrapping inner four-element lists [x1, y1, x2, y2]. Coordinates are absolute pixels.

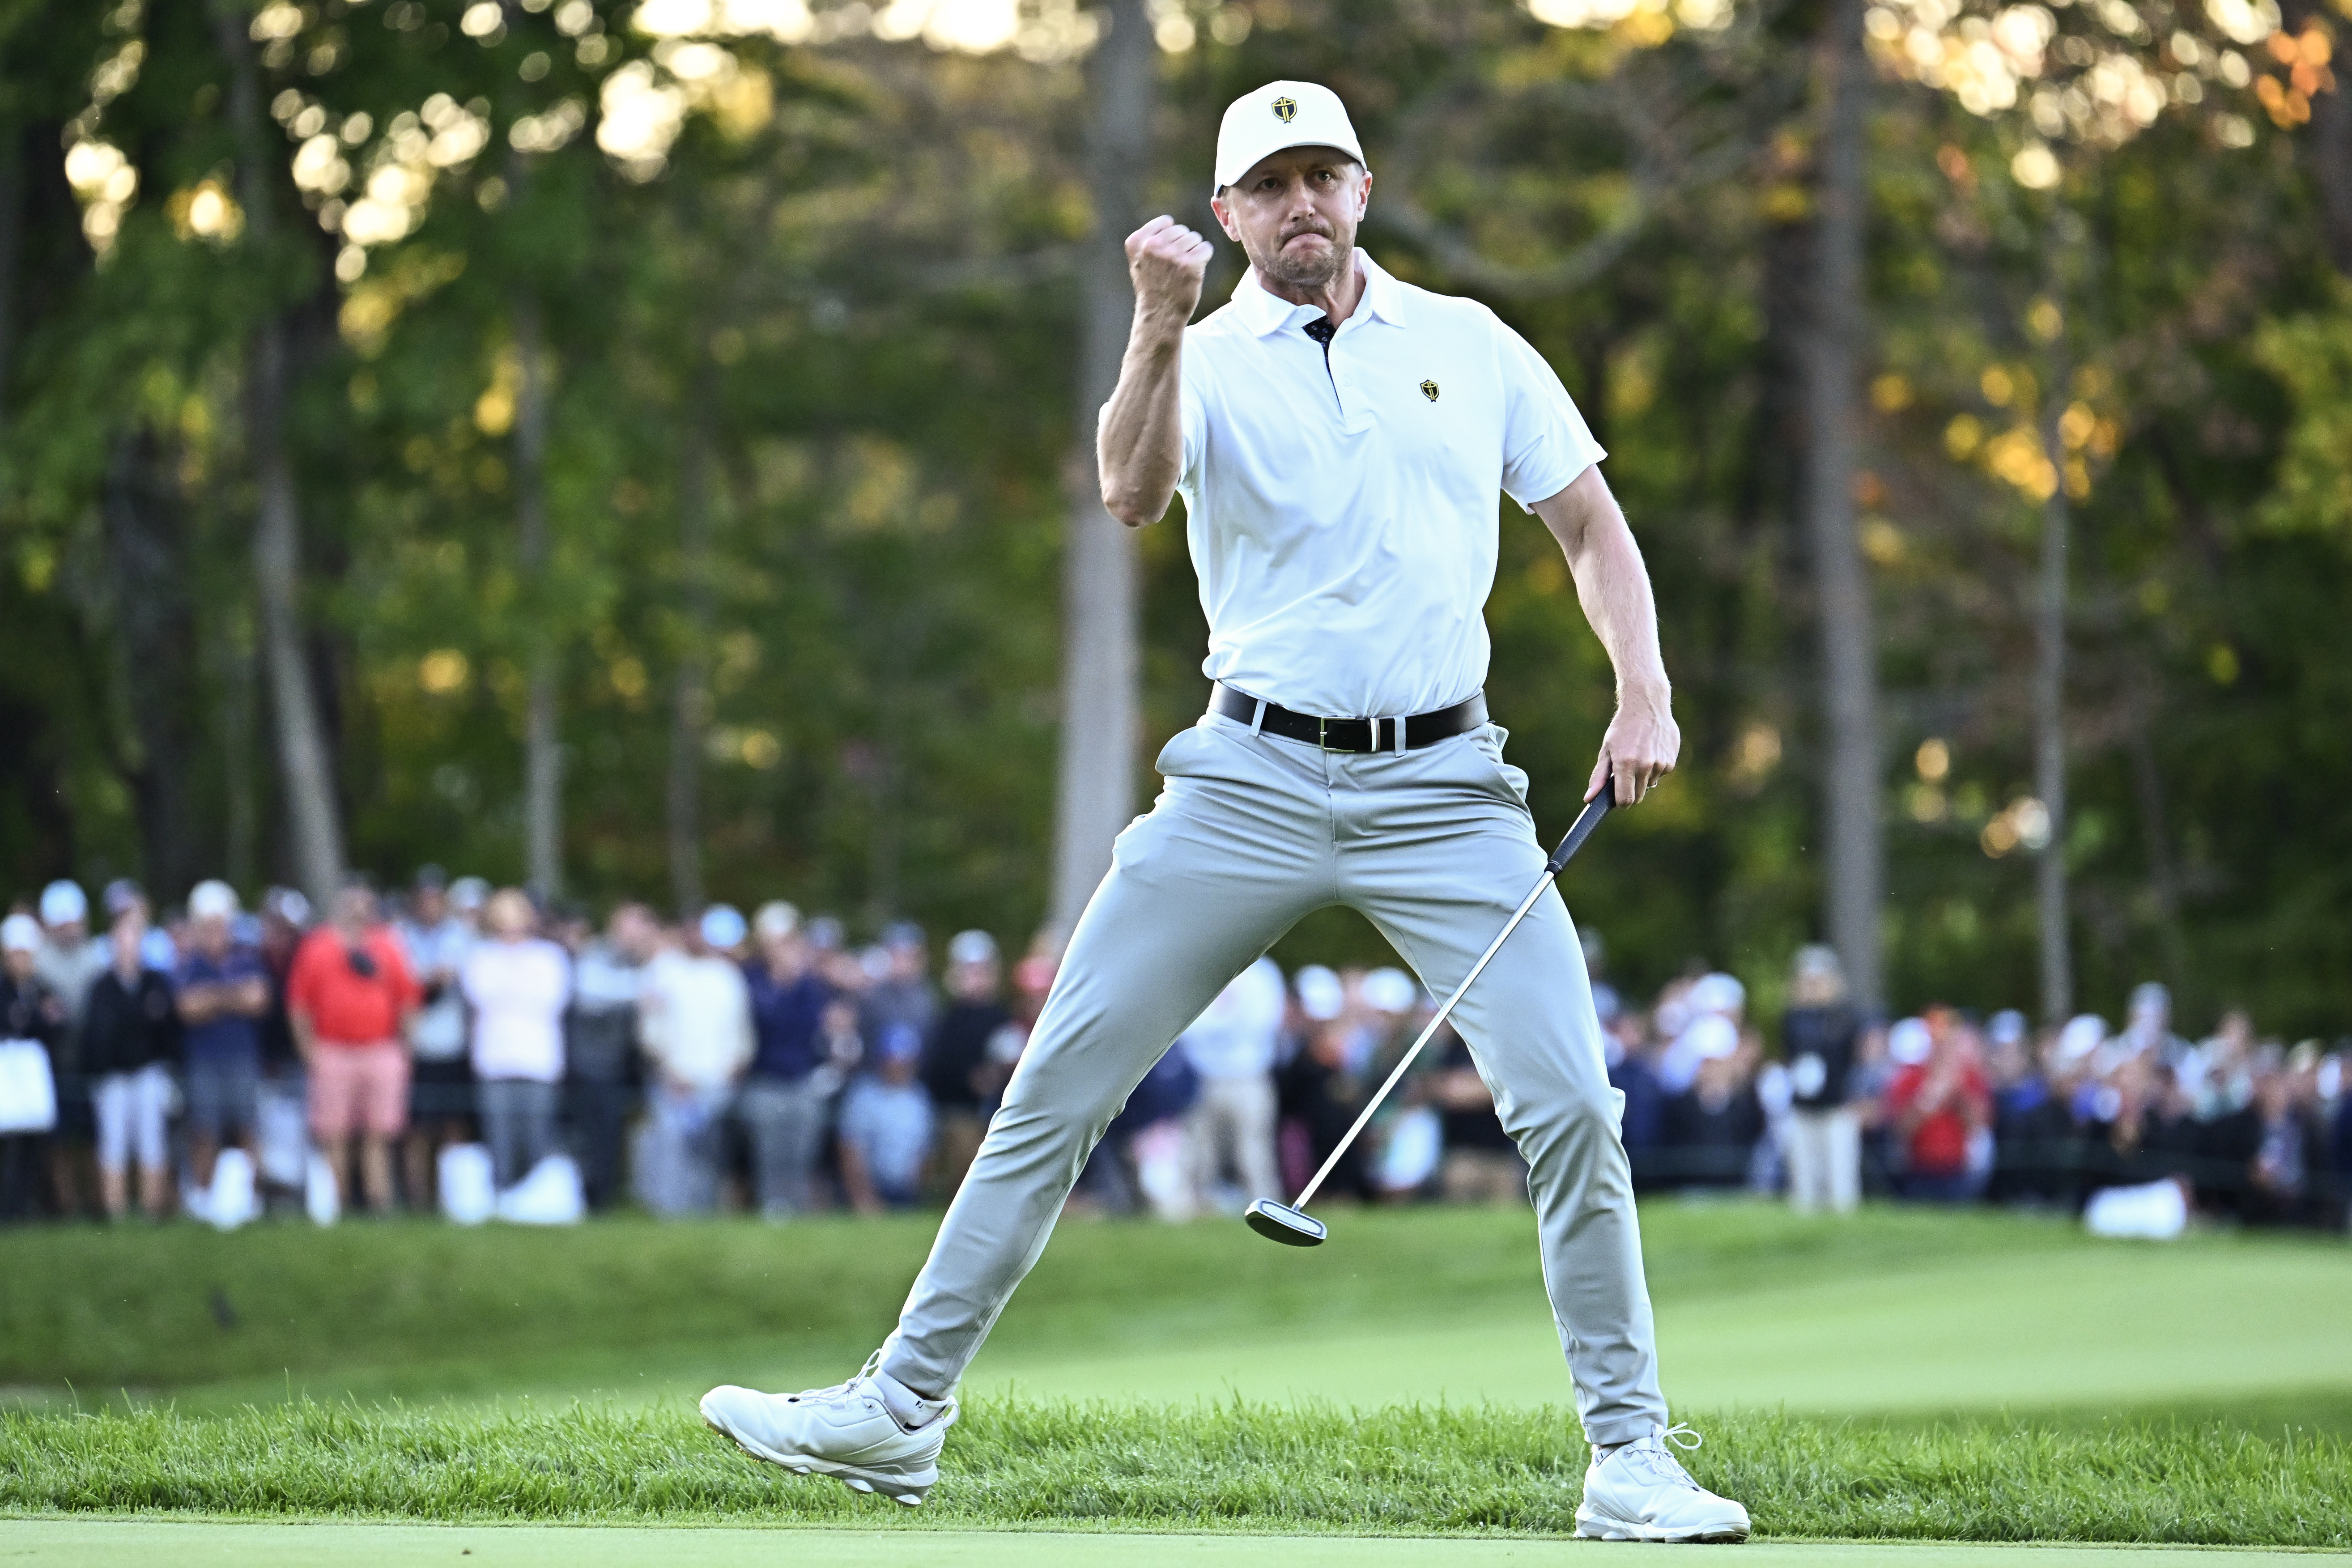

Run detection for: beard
[[1248, 215, 1355, 293]]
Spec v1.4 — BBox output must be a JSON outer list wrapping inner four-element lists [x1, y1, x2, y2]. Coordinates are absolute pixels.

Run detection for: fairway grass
[[5, 1525, 2344, 1568], [4, 1400, 2348, 1546]]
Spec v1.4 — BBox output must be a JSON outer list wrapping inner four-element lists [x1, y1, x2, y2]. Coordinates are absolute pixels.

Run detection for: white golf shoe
[[1574, 1424, 1752, 1542], [700, 1354, 957, 1506]]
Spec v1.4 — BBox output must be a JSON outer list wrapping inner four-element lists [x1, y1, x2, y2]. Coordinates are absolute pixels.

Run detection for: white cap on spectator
[[1889, 1016, 1933, 1065], [1, 913, 41, 953], [38, 880, 87, 928], [753, 900, 800, 941], [1681, 1012, 1740, 1062], [2056, 1013, 2106, 1065], [1689, 972, 1745, 1016], [449, 876, 490, 913], [266, 886, 312, 927], [1988, 1008, 2027, 1047], [1362, 966, 1418, 1014], [700, 904, 748, 950], [189, 880, 240, 921], [947, 929, 998, 967], [1295, 964, 1344, 1022]]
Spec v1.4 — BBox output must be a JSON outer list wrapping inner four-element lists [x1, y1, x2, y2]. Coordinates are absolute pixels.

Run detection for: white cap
[[753, 900, 800, 941], [947, 929, 998, 967], [1681, 1012, 1740, 1062], [1294, 964, 1344, 1022], [1690, 971, 1746, 1016], [1361, 966, 1418, 1014], [2, 913, 41, 953], [1212, 81, 1365, 197], [2057, 1013, 2107, 1066], [700, 904, 748, 950], [189, 880, 240, 921], [39, 880, 87, 928], [1889, 1016, 1933, 1066]]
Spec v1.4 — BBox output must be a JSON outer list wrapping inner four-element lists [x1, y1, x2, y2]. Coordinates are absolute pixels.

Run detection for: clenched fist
[[1127, 215, 1213, 323]]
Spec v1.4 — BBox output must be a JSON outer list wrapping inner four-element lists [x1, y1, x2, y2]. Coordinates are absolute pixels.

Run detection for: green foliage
[[3, 1, 2349, 1028]]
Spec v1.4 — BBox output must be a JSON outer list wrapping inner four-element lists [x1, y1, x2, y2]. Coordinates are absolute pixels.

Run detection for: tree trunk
[[1801, 0, 1884, 1014], [513, 292, 562, 899], [2283, 0, 2352, 274], [0, 121, 22, 426], [1046, 0, 1154, 941], [2031, 372, 2072, 1026], [667, 388, 715, 918], [101, 428, 205, 900], [213, 0, 345, 909]]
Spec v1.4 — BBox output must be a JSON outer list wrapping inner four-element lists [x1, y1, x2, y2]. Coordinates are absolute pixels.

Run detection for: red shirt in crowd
[[1884, 1058, 1990, 1177], [285, 925, 420, 1047]]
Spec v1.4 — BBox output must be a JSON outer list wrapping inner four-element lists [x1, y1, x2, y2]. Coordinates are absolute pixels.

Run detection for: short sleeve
[[284, 937, 321, 1016], [1495, 317, 1606, 512], [1178, 338, 1206, 493]]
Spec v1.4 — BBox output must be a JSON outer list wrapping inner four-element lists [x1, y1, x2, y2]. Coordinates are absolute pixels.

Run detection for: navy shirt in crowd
[[175, 947, 270, 1065], [744, 965, 830, 1083]]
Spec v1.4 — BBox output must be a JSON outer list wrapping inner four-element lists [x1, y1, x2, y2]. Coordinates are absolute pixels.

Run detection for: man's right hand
[[1126, 215, 1212, 323]]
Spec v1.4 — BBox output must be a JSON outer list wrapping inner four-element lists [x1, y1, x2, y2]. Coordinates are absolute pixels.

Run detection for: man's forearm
[[1551, 473, 1669, 702], [1097, 307, 1188, 527]]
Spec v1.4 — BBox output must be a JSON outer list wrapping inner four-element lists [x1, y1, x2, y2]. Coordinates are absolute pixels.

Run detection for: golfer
[[703, 79, 1751, 1543]]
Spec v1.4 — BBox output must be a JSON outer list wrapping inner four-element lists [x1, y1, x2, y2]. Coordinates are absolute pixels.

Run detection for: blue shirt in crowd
[[174, 946, 270, 1065], [744, 965, 829, 1083]]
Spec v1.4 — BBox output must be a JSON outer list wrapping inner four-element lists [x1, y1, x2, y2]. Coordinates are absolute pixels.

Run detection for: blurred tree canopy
[[2, 0, 2348, 1033]]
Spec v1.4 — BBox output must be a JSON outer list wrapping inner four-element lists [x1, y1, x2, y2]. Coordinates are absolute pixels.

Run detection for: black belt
[[1211, 684, 1487, 753]]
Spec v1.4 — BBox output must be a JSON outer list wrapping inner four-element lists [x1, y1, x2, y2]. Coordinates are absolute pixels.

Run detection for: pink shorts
[[308, 1042, 410, 1141]]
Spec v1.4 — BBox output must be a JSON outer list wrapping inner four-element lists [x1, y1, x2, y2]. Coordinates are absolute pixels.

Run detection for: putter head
[[1245, 1198, 1327, 1247]]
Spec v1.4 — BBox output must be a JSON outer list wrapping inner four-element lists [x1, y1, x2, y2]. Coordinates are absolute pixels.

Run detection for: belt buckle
[[1318, 716, 1332, 751]]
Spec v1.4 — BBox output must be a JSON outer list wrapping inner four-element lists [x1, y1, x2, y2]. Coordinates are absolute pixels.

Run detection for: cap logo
[[1421, 380, 1440, 401], [1272, 96, 1298, 123]]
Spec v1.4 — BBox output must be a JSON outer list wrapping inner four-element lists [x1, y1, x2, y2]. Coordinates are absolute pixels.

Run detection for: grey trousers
[[738, 1077, 830, 1218], [879, 713, 1669, 1445], [478, 1077, 559, 1189]]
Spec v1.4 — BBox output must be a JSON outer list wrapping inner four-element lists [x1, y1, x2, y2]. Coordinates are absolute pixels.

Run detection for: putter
[[1245, 791, 1617, 1247]]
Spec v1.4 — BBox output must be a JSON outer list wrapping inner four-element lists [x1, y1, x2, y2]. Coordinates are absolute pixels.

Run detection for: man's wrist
[[1616, 676, 1672, 713]]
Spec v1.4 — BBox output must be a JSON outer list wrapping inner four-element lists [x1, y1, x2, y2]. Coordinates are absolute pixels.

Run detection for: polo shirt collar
[[1229, 250, 1406, 337]]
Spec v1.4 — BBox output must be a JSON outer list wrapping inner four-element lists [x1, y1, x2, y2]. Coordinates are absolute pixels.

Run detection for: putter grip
[[1543, 792, 1615, 877]]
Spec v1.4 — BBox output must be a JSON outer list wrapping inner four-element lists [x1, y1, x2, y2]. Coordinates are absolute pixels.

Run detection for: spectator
[[173, 880, 271, 1194], [1882, 1009, 1991, 1202], [1781, 945, 1863, 1215], [1, 914, 67, 1220], [1608, 1010, 1671, 1192], [567, 901, 652, 1211], [460, 888, 571, 1189], [2241, 1047, 2322, 1225], [740, 901, 841, 1218], [1276, 965, 1374, 1203], [1176, 955, 1287, 1212], [34, 880, 106, 1217], [397, 867, 476, 1210], [838, 1022, 936, 1212], [859, 920, 938, 1059], [920, 930, 1011, 1201], [2079, 1051, 2199, 1199], [1987, 1012, 2072, 1206], [1658, 972, 1744, 1094], [1661, 1031, 1764, 1190], [1427, 1027, 1527, 1203], [286, 883, 421, 1214], [2118, 982, 2191, 1066], [81, 901, 179, 1219], [634, 905, 753, 1215]]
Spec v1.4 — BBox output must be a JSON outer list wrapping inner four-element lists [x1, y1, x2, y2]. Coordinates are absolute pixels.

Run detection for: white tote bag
[[0, 1039, 57, 1134]]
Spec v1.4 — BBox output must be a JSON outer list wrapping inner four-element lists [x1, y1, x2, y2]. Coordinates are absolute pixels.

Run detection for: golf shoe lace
[[1618, 1423, 1705, 1489], [785, 1351, 888, 1406]]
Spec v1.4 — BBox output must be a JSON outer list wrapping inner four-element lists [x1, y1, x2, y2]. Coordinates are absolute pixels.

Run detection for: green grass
[[4, 1203, 2349, 1543], [5, 1400, 2350, 1544]]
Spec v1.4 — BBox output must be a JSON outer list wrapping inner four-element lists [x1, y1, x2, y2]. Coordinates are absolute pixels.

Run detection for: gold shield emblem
[[1421, 380, 1440, 401], [1272, 96, 1298, 123]]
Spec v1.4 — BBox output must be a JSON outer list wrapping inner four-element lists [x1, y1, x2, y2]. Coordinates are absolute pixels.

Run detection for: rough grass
[[3, 1399, 2348, 1544]]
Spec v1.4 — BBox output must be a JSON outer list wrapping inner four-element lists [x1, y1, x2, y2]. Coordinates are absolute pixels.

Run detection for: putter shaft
[[1288, 792, 1615, 1212]]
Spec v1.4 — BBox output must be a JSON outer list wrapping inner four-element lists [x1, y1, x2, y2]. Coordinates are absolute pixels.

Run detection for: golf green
[[963, 1230, 2352, 1413], [0, 1525, 2336, 1567]]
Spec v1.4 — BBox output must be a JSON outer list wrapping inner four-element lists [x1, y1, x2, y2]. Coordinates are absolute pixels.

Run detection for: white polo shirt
[[1173, 251, 1604, 719]]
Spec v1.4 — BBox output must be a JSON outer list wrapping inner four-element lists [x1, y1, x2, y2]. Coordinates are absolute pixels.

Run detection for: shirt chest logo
[[1420, 379, 1440, 401]]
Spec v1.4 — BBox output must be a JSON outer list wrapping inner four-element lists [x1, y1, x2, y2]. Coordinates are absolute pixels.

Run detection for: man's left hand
[[1586, 688, 1680, 806]]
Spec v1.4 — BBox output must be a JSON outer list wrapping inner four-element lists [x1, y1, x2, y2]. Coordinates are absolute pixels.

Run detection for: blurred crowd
[[2, 871, 2347, 1236]]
